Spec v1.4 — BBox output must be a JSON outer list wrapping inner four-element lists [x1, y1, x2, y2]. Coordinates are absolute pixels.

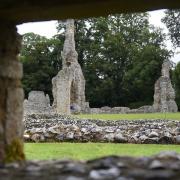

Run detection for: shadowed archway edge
[[0, 0, 180, 24]]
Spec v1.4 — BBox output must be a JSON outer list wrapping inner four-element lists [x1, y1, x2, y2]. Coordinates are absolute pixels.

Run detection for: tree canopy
[[21, 13, 174, 108], [20, 32, 63, 101], [162, 9, 180, 48], [161, 9, 180, 110], [172, 62, 180, 109]]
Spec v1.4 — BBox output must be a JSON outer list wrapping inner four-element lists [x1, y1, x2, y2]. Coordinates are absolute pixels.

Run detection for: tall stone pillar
[[0, 22, 25, 163], [153, 60, 178, 112], [52, 19, 88, 115]]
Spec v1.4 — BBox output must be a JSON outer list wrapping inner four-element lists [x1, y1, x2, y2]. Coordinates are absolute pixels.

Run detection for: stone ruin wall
[[23, 90, 155, 114], [1, 0, 180, 175], [0, 22, 25, 163], [52, 19, 89, 115], [24, 91, 54, 114], [24, 19, 89, 115], [88, 105, 154, 114], [23, 93, 155, 114], [88, 60, 178, 114], [23, 59, 178, 115], [153, 60, 178, 112], [23, 27, 178, 115], [24, 114, 180, 144]]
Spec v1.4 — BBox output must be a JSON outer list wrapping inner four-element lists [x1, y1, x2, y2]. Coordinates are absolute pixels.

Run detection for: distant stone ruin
[[153, 60, 178, 112], [52, 19, 89, 115], [24, 59, 178, 115], [24, 91, 53, 114], [88, 105, 154, 114], [87, 60, 178, 114], [23, 32, 178, 115]]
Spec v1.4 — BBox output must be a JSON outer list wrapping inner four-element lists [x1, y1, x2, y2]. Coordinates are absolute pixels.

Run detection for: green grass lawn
[[25, 113, 180, 160], [25, 143, 180, 160], [76, 113, 180, 120]]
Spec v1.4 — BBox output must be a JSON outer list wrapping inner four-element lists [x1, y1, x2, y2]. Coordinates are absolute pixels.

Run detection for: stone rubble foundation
[[24, 114, 180, 144], [1, 151, 180, 179]]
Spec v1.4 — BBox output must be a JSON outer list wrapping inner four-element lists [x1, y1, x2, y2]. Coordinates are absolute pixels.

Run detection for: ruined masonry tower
[[52, 19, 88, 114], [153, 60, 178, 112]]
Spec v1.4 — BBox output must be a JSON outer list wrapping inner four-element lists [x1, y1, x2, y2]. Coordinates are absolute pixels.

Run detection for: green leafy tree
[[162, 10, 180, 109], [162, 9, 180, 47], [20, 32, 63, 101], [172, 62, 180, 110], [58, 14, 170, 107], [22, 13, 170, 108]]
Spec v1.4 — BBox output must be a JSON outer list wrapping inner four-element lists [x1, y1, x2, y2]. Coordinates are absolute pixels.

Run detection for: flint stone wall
[[23, 101, 170, 115], [2, 151, 180, 180], [88, 105, 154, 114], [24, 114, 180, 144], [24, 91, 54, 114]]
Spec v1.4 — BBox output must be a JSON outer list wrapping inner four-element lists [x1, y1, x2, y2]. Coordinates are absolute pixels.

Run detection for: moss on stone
[[5, 138, 25, 163]]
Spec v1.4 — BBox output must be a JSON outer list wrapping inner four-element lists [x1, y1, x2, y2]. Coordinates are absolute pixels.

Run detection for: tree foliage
[[21, 13, 171, 108], [162, 9, 180, 47], [20, 32, 63, 101], [58, 13, 170, 107], [172, 62, 180, 110]]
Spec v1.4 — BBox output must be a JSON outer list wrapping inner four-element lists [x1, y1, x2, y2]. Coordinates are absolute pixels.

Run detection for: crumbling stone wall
[[24, 114, 180, 144], [0, 22, 25, 163], [153, 60, 178, 112], [88, 60, 178, 114], [52, 19, 88, 115], [24, 91, 53, 114], [88, 105, 154, 114], [24, 58, 179, 115], [2, 152, 180, 180], [0, 0, 180, 168]]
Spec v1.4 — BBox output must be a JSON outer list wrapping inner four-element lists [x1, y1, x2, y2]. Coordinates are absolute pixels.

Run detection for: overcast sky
[[17, 10, 180, 64]]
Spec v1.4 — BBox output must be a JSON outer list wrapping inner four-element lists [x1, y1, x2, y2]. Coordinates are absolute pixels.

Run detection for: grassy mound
[[76, 113, 180, 120]]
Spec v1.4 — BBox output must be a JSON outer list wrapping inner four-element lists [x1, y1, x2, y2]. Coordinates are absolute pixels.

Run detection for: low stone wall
[[88, 105, 155, 114], [23, 91, 177, 114], [24, 114, 180, 144], [1, 152, 180, 180], [23, 92, 159, 115]]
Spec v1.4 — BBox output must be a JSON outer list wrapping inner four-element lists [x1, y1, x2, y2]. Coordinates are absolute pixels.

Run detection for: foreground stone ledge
[[24, 114, 180, 144], [1, 152, 180, 180]]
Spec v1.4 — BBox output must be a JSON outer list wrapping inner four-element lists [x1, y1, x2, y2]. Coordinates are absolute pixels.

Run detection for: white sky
[[17, 10, 180, 64], [17, 20, 58, 38]]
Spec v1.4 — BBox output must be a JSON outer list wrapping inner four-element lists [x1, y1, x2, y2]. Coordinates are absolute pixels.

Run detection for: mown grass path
[[76, 113, 180, 120], [25, 113, 180, 160], [25, 143, 180, 160]]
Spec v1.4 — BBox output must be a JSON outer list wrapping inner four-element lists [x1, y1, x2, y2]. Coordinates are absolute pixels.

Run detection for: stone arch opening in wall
[[1, 0, 180, 166]]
